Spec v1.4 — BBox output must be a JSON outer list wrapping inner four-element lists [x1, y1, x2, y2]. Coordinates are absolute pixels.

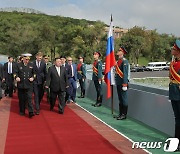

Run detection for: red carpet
[[4, 94, 122, 154]]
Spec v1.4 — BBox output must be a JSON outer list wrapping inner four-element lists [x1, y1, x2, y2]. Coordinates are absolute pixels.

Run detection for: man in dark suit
[[14, 53, 35, 118], [67, 57, 77, 103], [33, 52, 47, 115], [60, 55, 71, 103], [3, 56, 16, 97], [45, 57, 68, 114], [43, 55, 52, 103]]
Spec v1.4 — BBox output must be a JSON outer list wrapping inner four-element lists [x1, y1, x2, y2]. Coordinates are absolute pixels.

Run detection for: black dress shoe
[[117, 114, 126, 120], [36, 111, 40, 115], [92, 103, 96, 106], [113, 114, 121, 118], [29, 112, 35, 118], [50, 108, 53, 111], [20, 112, 25, 116], [94, 103, 102, 107], [58, 110, 64, 114]]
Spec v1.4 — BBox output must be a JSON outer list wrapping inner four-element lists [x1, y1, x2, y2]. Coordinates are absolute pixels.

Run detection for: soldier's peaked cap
[[93, 51, 101, 57], [21, 53, 32, 59], [119, 46, 128, 54], [173, 39, 180, 51]]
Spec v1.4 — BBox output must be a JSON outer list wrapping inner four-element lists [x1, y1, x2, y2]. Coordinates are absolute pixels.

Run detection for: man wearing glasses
[[67, 57, 77, 103], [14, 53, 35, 118]]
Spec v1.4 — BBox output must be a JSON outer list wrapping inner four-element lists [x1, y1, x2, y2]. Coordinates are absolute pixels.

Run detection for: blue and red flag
[[104, 15, 116, 98]]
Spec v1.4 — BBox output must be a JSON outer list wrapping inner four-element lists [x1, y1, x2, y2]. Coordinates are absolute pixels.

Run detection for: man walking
[[67, 57, 77, 103], [3, 56, 16, 97], [33, 52, 47, 115], [14, 53, 35, 118], [45, 57, 68, 114]]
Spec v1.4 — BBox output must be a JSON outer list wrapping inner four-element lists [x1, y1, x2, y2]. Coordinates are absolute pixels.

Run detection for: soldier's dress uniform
[[14, 55, 35, 118], [115, 47, 129, 120], [77, 62, 86, 98], [169, 40, 180, 150], [92, 53, 103, 107]]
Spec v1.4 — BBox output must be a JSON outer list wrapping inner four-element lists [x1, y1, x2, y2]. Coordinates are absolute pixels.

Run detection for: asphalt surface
[[130, 70, 169, 78], [86, 70, 169, 80]]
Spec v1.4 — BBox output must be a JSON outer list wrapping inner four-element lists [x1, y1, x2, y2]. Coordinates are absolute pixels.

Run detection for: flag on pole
[[104, 15, 116, 98]]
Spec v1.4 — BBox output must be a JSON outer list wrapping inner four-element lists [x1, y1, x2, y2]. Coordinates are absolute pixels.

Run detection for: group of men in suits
[[0, 52, 86, 118]]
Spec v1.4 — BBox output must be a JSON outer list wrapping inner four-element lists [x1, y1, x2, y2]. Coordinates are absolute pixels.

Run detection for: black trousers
[[79, 79, 85, 94], [50, 90, 66, 112], [18, 88, 34, 114], [5, 74, 14, 97], [171, 100, 180, 141], [94, 80, 102, 104], [33, 84, 44, 111], [171, 100, 180, 126]]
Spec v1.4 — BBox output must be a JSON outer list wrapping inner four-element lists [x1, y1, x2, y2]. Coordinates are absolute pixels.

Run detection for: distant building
[[105, 27, 128, 39]]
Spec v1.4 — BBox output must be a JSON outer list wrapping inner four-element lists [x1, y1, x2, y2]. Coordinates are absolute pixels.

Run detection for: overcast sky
[[0, 0, 180, 37]]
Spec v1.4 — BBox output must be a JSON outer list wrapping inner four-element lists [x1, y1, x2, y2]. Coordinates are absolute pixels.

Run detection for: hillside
[[0, 11, 106, 63]]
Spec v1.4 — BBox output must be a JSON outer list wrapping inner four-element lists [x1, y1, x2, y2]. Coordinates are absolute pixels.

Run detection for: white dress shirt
[[55, 66, 61, 76]]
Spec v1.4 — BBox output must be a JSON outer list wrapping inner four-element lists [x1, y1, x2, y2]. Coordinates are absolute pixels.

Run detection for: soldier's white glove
[[98, 80, 102, 84], [16, 77, 21, 82], [122, 86, 127, 91], [29, 77, 34, 82]]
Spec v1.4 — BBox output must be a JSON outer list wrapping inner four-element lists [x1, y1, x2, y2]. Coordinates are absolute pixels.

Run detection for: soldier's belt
[[170, 80, 180, 84]]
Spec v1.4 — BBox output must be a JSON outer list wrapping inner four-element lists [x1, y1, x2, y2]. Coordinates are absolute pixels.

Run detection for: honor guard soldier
[[169, 40, 180, 151], [92, 51, 103, 107], [114, 47, 129, 120], [77, 56, 86, 98], [14, 53, 35, 118]]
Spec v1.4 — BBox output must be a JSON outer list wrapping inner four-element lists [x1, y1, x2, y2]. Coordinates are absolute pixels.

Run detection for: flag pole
[[111, 85, 114, 114]]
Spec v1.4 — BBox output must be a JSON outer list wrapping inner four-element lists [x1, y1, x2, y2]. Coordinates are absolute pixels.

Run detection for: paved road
[[86, 70, 169, 80], [130, 70, 169, 78]]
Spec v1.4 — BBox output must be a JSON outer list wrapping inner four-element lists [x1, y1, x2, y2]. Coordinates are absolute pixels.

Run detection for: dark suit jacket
[[33, 60, 47, 85], [67, 63, 77, 81], [3, 62, 17, 79], [46, 65, 68, 92], [0, 64, 4, 81]]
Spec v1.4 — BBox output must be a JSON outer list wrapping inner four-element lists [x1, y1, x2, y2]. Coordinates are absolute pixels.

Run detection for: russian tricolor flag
[[104, 15, 116, 98]]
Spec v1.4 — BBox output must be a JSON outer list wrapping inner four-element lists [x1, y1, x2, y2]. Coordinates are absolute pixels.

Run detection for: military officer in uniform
[[77, 56, 86, 98], [92, 51, 103, 107], [169, 40, 180, 151], [114, 47, 129, 120], [14, 53, 35, 118]]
